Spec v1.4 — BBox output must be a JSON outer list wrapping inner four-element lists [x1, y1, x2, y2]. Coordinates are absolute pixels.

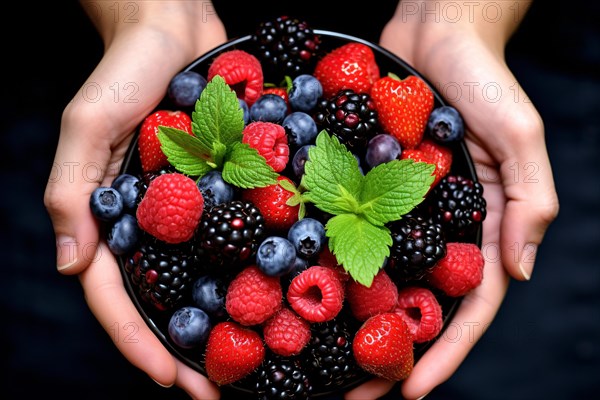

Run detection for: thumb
[[44, 103, 115, 275]]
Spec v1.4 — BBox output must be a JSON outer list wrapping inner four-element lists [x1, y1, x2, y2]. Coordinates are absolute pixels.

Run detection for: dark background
[[2, 1, 599, 399]]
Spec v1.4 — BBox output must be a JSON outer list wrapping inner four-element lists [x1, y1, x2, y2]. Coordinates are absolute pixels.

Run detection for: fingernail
[[416, 391, 431, 400], [151, 377, 173, 388], [519, 243, 537, 281], [56, 235, 78, 271]]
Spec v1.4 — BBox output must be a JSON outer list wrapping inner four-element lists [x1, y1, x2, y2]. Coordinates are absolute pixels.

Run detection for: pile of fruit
[[90, 17, 487, 399]]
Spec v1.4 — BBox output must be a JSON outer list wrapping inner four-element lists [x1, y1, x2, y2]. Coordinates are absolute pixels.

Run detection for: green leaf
[[358, 159, 435, 226], [302, 131, 363, 215], [210, 141, 228, 169], [157, 126, 213, 176], [221, 142, 278, 188], [191, 75, 244, 150], [326, 214, 391, 287], [280, 177, 306, 221]]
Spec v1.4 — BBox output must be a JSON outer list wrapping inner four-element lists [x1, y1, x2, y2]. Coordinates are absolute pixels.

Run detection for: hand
[[346, 4, 559, 399], [43, 1, 227, 397]]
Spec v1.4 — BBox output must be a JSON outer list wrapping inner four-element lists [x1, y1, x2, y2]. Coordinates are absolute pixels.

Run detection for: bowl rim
[[118, 29, 481, 397]]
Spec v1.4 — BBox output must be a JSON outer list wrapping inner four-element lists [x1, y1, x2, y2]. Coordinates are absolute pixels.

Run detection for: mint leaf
[[192, 75, 244, 150], [222, 142, 278, 188], [280, 178, 306, 220], [358, 159, 435, 226], [157, 126, 213, 176], [210, 141, 228, 169], [302, 131, 363, 215], [326, 214, 391, 287]]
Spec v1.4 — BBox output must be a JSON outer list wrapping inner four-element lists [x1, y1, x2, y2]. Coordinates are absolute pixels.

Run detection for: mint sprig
[[157, 75, 277, 188], [301, 131, 435, 287]]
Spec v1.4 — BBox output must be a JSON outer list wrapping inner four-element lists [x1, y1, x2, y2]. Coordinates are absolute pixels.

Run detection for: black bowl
[[119, 30, 482, 397]]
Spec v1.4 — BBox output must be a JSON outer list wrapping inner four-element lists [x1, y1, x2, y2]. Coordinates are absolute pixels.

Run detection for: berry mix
[[90, 16, 487, 399]]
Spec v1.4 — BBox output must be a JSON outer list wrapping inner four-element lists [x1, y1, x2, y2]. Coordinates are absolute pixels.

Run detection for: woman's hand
[[44, 1, 227, 396], [346, 2, 558, 399]]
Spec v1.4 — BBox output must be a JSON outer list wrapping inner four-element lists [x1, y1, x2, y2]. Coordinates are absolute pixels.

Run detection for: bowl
[[118, 29, 482, 397]]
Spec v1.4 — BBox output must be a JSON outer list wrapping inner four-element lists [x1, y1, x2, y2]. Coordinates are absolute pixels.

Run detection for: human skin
[[44, 1, 558, 399]]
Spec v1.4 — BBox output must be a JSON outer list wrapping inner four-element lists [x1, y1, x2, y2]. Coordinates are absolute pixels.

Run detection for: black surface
[[2, 1, 599, 399]]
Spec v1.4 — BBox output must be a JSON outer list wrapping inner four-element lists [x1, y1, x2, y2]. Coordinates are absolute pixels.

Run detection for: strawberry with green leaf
[[371, 74, 434, 149]]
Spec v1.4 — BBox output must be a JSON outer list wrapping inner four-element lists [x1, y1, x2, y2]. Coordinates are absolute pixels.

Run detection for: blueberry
[[168, 306, 212, 349], [111, 173, 140, 212], [238, 98, 250, 125], [250, 94, 288, 123], [283, 111, 318, 148], [292, 144, 314, 179], [90, 186, 123, 222], [167, 71, 207, 108], [288, 74, 323, 112], [256, 236, 297, 277], [365, 134, 402, 169], [287, 218, 326, 259], [427, 106, 465, 143], [197, 171, 235, 209], [191, 275, 227, 319], [106, 213, 139, 255]]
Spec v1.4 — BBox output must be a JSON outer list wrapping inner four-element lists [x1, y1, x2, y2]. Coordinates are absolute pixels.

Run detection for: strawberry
[[241, 176, 299, 232], [401, 139, 452, 188], [242, 121, 290, 173], [314, 42, 380, 98], [426, 242, 485, 297], [371, 74, 434, 149], [207, 49, 264, 107], [352, 312, 414, 381], [138, 110, 193, 173], [204, 321, 265, 386], [136, 173, 204, 244]]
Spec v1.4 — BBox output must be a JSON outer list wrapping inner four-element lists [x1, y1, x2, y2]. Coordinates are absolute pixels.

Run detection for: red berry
[[263, 307, 311, 356], [394, 286, 443, 343], [353, 312, 414, 381], [138, 110, 193, 172], [426, 242, 485, 297], [225, 265, 282, 326], [401, 139, 453, 188], [136, 173, 204, 244], [314, 42, 380, 98], [208, 49, 263, 107], [371, 75, 434, 149], [241, 176, 299, 232], [287, 266, 344, 323], [346, 269, 398, 321], [242, 121, 290, 172], [204, 321, 265, 386]]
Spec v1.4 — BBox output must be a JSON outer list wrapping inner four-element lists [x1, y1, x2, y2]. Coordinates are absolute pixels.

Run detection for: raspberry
[[346, 269, 398, 321], [394, 286, 443, 343], [263, 307, 311, 356], [136, 173, 204, 244], [225, 265, 282, 326], [242, 121, 289, 172], [317, 248, 350, 284], [287, 266, 344, 323], [426, 242, 485, 297], [207, 49, 264, 107]]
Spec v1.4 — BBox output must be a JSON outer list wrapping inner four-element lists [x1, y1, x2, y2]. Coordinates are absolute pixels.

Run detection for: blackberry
[[195, 200, 265, 273], [252, 16, 320, 79], [255, 354, 312, 400], [125, 237, 199, 311], [428, 175, 487, 238], [307, 319, 359, 388], [386, 214, 446, 282], [314, 89, 378, 155]]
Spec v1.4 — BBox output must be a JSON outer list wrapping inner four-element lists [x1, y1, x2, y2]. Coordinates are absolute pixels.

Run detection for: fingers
[[344, 378, 395, 400], [79, 241, 178, 386], [174, 358, 221, 400]]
